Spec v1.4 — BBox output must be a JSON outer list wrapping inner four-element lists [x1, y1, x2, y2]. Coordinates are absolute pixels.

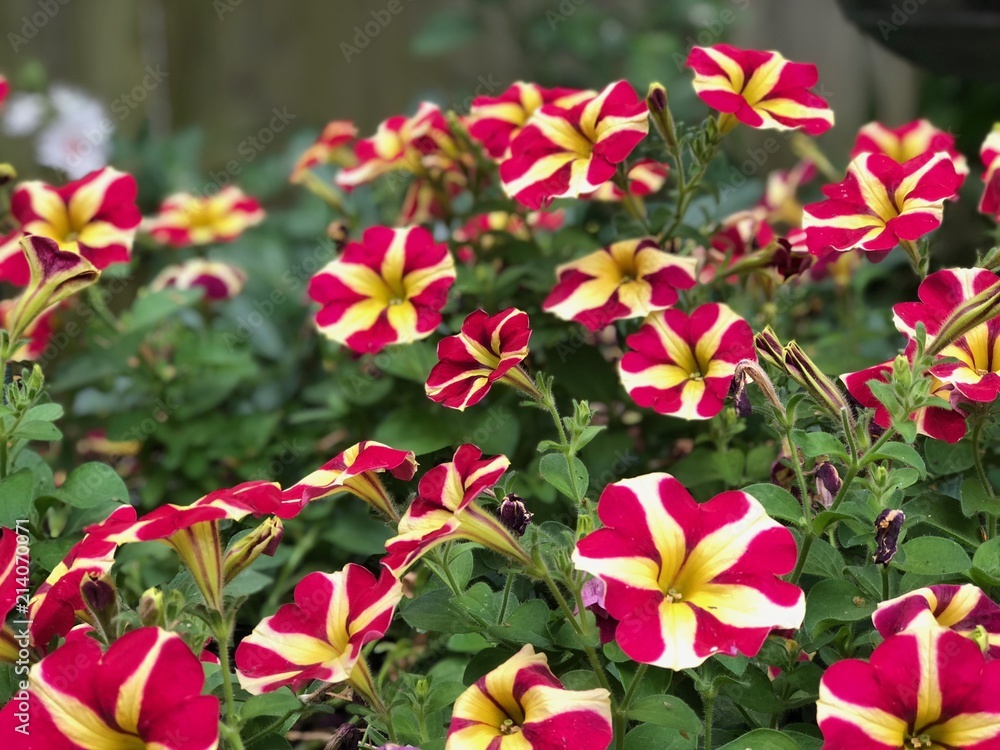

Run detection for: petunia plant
[[5, 38, 1000, 750]]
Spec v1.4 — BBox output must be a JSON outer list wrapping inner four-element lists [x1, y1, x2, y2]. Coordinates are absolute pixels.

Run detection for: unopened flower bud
[[873, 508, 904, 566], [783, 342, 852, 417], [327, 220, 349, 248], [754, 327, 785, 370], [498, 494, 533, 537], [646, 83, 667, 113], [81, 574, 116, 614], [815, 462, 842, 509], [927, 277, 1000, 356], [0, 163, 16, 185], [645, 82, 676, 149], [415, 678, 430, 700], [223, 517, 284, 585], [138, 587, 165, 627]]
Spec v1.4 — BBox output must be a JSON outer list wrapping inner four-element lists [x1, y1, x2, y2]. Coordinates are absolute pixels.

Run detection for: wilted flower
[[308, 225, 456, 354], [11, 167, 140, 270], [280, 441, 418, 520], [290, 119, 357, 183], [142, 186, 265, 247], [814, 462, 842, 508], [497, 494, 534, 537], [150, 258, 247, 300], [802, 152, 962, 261], [499, 80, 649, 208], [817, 611, 1000, 749], [426, 308, 536, 410], [0, 627, 220, 749], [619, 303, 755, 420], [686, 44, 834, 135], [872, 508, 905, 566], [579, 577, 617, 644], [573, 473, 805, 669], [235, 563, 402, 703], [446, 645, 613, 750], [543, 238, 697, 331], [384, 445, 532, 574], [222, 516, 284, 584]]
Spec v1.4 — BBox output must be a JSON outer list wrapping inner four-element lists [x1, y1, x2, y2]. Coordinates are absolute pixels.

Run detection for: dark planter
[[836, 0, 1000, 81]]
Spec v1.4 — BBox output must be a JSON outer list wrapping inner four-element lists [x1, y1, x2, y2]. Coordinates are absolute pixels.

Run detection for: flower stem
[[703, 691, 716, 750], [971, 418, 996, 539], [214, 618, 245, 750]]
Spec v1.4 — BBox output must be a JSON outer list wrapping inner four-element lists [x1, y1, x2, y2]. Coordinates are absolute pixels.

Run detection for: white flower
[[2, 92, 46, 136], [35, 84, 113, 179]]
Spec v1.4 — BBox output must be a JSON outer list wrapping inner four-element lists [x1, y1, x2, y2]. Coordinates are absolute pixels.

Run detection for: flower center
[[499, 718, 521, 736], [908, 733, 934, 749], [665, 587, 684, 603]]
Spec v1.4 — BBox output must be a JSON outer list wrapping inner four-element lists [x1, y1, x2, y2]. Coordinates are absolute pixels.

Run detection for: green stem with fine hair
[[971, 418, 997, 539]]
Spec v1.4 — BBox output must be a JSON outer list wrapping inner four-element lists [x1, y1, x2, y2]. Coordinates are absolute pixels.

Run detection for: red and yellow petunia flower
[[452, 210, 565, 262], [583, 159, 670, 202], [802, 151, 963, 260], [619, 303, 755, 420], [757, 159, 817, 227], [499, 80, 649, 209], [86, 481, 282, 612], [543, 238, 697, 331], [142, 186, 265, 247], [280, 440, 418, 521], [289, 119, 358, 183], [446, 644, 613, 750], [150, 258, 247, 300], [384, 444, 531, 575], [235, 562, 402, 703], [336, 102, 457, 189], [10, 167, 141, 269], [874, 584, 1000, 659], [0, 528, 20, 663], [0, 627, 220, 750], [851, 119, 968, 178], [686, 44, 834, 135], [0, 298, 56, 361], [979, 126, 1000, 219], [308, 225, 456, 354], [0, 231, 26, 286], [425, 308, 536, 411], [818, 611, 1000, 749], [573, 473, 805, 670], [893, 267, 1000, 403], [466, 81, 593, 159]]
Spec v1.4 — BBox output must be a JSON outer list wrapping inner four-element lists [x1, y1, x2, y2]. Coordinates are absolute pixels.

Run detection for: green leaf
[[401, 589, 476, 634], [804, 579, 877, 636], [374, 407, 455, 455], [712, 449, 745, 487], [972, 537, 1000, 585], [896, 537, 972, 575], [11, 421, 62, 442], [125, 288, 202, 330], [0, 470, 34, 528], [239, 689, 301, 722], [961, 476, 995, 518], [718, 729, 799, 750], [20, 403, 64, 424], [925, 439, 975, 475], [744, 484, 803, 524], [868, 442, 926, 477], [374, 342, 438, 383], [625, 694, 702, 732], [488, 599, 551, 647], [538, 453, 588, 501], [625, 724, 698, 750], [790, 430, 847, 459], [59, 463, 129, 508], [904, 492, 980, 546]]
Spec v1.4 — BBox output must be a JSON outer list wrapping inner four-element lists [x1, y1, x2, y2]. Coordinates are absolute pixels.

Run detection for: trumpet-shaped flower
[[757, 159, 816, 227], [384, 444, 531, 574], [979, 126, 1000, 219], [893, 267, 1000, 402], [802, 151, 962, 259], [573, 473, 805, 670], [290, 119, 357, 183], [817, 611, 1000, 749], [686, 44, 834, 135], [0, 297, 56, 361], [150, 258, 247, 300], [280, 440, 418, 520], [235, 563, 402, 702], [87, 481, 282, 611], [874, 584, 1000, 659], [0, 231, 27, 285], [851, 119, 968, 179], [499, 80, 649, 209], [0, 627, 220, 750], [446, 645, 613, 750], [336, 102, 457, 189], [11, 167, 140, 269], [142, 186, 264, 247], [425, 307, 536, 410], [583, 159, 669, 202], [619, 303, 755, 420], [308, 225, 456, 354], [543, 238, 697, 331]]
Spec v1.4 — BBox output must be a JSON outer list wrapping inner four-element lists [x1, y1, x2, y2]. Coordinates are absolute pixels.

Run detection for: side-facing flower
[[583, 159, 670, 201], [573, 473, 805, 670], [142, 186, 265, 247], [499, 80, 649, 208], [0, 627, 220, 750], [0, 230, 26, 285], [446, 644, 613, 750], [150, 258, 247, 300], [851, 119, 968, 179], [757, 159, 817, 227], [874, 584, 1000, 659], [290, 119, 357, 183], [802, 151, 962, 260], [979, 125, 1000, 219], [466, 81, 592, 159], [686, 44, 834, 135], [235, 562, 402, 704], [544, 239, 697, 331], [11, 167, 140, 268], [384, 445, 532, 574], [426, 308, 536, 410], [308, 225, 456, 354], [280, 441, 418, 520], [87, 481, 282, 612], [817, 610, 1000, 749], [4, 235, 99, 352], [0, 298, 56, 361], [619, 303, 755, 420]]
